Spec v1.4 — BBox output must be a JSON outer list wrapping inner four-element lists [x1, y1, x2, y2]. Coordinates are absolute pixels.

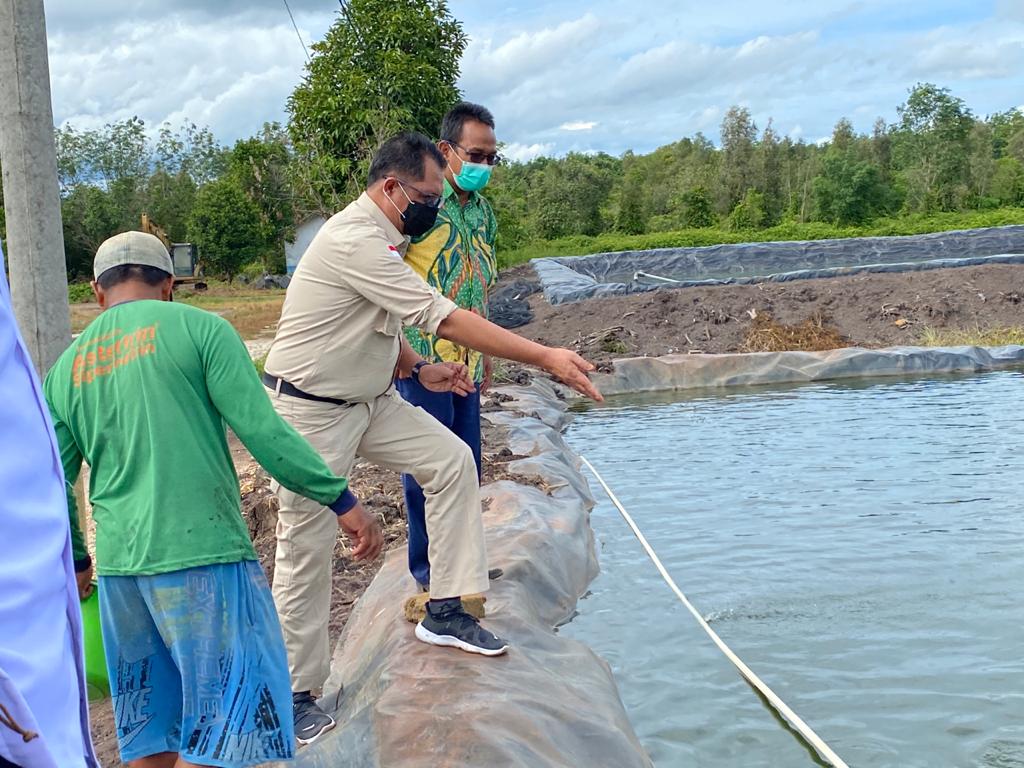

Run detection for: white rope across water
[[579, 455, 850, 768]]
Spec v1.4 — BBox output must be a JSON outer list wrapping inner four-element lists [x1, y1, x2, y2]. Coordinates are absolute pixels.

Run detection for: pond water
[[562, 370, 1024, 767]]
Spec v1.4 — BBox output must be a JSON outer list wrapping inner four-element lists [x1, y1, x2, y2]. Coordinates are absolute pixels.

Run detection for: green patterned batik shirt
[[403, 179, 498, 382]]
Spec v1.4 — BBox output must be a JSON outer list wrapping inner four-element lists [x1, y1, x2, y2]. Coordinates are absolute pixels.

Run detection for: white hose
[[579, 455, 850, 768], [633, 270, 681, 284]]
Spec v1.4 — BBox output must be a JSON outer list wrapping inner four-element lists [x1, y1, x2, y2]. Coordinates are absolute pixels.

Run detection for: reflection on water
[[563, 370, 1024, 767]]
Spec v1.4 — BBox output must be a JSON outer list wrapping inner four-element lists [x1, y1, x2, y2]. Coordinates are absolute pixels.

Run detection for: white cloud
[[36, 0, 1024, 160], [45, 3, 335, 141], [502, 142, 555, 162], [460, 13, 603, 95], [560, 121, 597, 131]]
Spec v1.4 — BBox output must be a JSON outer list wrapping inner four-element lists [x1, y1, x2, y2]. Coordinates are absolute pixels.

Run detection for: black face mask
[[400, 198, 440, 237], [389, 180, 440, 237]]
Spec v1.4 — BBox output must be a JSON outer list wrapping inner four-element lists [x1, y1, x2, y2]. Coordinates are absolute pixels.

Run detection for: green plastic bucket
[[79, 587, 110, 700]]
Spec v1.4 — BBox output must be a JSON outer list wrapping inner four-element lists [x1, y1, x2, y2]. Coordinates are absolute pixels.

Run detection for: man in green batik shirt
[[398, 102, 502, 590]]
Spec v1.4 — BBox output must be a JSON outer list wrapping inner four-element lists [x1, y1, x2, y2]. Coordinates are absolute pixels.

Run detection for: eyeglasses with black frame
[[393, 178, 443, 209], [446, 141, 502, 167]]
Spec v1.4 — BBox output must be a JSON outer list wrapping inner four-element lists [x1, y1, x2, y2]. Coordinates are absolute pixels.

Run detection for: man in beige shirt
[[263, 132, 601, 743]]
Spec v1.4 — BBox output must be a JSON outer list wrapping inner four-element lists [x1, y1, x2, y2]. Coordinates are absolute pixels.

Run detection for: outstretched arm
[[436, 308, 602, 401]]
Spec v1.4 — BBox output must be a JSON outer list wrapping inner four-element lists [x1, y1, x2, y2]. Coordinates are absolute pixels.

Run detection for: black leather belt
[[262, 373, 349, 406]]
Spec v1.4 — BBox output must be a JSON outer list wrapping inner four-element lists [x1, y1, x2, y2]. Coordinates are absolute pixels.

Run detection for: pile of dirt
[[509, 262, 1024, 364]]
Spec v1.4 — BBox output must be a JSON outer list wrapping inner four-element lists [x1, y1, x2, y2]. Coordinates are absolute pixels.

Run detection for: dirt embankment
[[507, 263, 1024, 365]]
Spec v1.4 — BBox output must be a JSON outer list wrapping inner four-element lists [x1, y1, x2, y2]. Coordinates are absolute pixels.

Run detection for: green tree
[[485, 158, 531, 253], [61, 186, 120, 278], [678, 186, 715, 228], [892, 83, 973, 211], [144, 170, 197, 242], [155, 121, 228, 185], [727, 188, 766, 230], [813, 152, 886, 225], [990, 157, 1024, 206], [967, 121, 997, 205], [187, 178, 266, 282], [531, 154, 617, 239], [871, 116, 893, 179], [615, 163, 648, 235], [287, 0, 466, 213], [758, 120, 784, 225], [718, 106, 758, 213], [988, 109, 1024, 161], [229, 123, 295, 272]]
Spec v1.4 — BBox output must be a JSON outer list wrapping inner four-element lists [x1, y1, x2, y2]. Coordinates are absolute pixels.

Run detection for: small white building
[[284, 215, 327, 275]]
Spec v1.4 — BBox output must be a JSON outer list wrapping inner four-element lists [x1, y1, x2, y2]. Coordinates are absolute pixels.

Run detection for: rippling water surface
[[562, 371, 1024, 767]]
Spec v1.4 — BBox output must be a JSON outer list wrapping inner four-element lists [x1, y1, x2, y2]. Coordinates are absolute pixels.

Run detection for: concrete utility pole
[[0, 0, 71, 374]]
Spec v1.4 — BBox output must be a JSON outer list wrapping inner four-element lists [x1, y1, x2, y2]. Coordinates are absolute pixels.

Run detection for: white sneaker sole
[[415, 622, 509, 656], [296, 716, 336, 747]]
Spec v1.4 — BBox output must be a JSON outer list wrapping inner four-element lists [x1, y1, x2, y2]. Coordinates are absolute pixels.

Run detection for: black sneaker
[[415, 598, 509, 656], [293, 691, 335, 746], [418, 568, 503, 593]]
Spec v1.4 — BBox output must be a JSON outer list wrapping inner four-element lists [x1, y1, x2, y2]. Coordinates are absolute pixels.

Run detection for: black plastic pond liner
[[532, 225, 1024, 305], [488, 278, 538, 329]]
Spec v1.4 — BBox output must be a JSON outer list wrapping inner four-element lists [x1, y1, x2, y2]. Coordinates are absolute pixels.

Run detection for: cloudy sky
[[44, 0, 1024, 162]]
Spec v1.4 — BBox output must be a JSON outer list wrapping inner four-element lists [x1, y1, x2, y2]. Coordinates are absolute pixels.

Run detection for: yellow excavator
[[140, 213, 206, 290]]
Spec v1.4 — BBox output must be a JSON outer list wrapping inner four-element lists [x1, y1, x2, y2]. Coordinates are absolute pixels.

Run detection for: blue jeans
[[396, 375, 482, 587]]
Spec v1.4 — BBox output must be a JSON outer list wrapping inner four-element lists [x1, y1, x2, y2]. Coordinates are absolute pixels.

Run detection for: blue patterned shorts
[[99, 560, 294, 767]]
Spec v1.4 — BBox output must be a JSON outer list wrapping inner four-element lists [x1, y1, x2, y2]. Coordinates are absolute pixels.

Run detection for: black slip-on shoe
[[415, 598, 509, 656], [293, 690, 336, 746]]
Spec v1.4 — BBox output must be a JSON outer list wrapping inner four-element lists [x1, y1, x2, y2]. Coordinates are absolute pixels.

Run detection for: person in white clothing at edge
[[0, 240, 99, 768], [262, 131, 603, 744]]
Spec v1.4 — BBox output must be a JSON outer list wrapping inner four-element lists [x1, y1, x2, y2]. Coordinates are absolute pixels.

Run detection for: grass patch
[[179, 293, 284, 340], [68, 282, 94, 303], [253, 352, 268, 376], [919, 325, 1024, 347], [742, 312, 850, 353], [68, 281, 284, 341], [499, 207, 1024, 268], [600, 338, 629, 354]]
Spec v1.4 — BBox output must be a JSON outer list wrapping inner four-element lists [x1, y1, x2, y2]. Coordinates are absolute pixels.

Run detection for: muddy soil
[[505, 263, 1024, 366]]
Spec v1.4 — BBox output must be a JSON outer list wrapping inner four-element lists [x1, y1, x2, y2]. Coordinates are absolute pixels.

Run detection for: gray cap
[[93, 231, 174, 280]]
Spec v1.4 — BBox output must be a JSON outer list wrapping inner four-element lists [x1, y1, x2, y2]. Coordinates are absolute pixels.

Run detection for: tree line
[[1, 0, 1022, 281], [487, 84, 1024, 252]]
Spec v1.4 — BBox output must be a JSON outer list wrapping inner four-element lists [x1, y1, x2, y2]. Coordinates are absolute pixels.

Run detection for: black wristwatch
[[411, 360, 428, 379]]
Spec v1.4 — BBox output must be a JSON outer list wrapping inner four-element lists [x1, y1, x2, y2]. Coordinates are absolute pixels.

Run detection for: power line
[[282, 0, 310, 62]]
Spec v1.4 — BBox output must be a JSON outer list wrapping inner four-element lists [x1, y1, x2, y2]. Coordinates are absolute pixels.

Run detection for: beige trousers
[[268, 386, 489, 692]]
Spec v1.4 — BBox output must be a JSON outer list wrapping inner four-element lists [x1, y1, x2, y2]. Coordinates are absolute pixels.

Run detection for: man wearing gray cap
[[42, 231, 384, 766]]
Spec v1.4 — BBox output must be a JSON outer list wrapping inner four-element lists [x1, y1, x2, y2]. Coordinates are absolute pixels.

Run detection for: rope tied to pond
[[580, 455, 850, 768]]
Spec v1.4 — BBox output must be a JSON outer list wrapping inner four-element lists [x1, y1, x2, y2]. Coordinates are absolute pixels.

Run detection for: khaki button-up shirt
[[265, 193, 458, 402]]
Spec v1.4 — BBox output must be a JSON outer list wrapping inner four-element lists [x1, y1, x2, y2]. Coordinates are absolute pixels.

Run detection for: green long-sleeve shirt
[[44, 300, 352, 576]]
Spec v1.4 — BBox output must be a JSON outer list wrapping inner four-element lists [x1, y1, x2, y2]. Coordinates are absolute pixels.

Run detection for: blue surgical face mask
[[451, 156, 492, 192]]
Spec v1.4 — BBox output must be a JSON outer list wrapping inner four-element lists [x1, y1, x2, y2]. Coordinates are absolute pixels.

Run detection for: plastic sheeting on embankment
[[586, 344, 1024, 396], [533, 225, 1024, 304], [274, 377, 652, 768]]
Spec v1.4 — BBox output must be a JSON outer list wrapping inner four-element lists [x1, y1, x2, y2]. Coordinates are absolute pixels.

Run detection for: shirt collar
[[443, 178, 478, 206], [355, 192, 409, 252]]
